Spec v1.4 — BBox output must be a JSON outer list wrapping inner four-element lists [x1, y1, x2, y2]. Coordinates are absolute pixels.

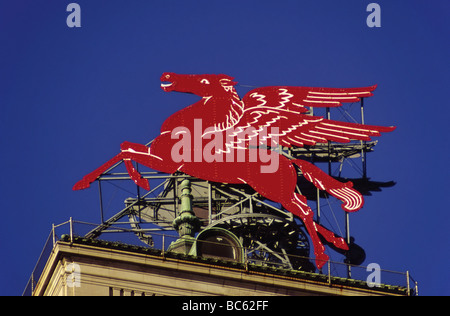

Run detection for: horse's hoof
[[73, 178, 91, 190], [134, 178, 150, 191]]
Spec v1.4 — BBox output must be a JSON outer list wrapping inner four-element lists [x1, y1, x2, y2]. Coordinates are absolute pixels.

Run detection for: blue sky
[[1, 0, 449, 295]]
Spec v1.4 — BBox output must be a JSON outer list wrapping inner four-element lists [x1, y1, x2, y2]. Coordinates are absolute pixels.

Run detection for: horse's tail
[[292, 159, 364, 212]]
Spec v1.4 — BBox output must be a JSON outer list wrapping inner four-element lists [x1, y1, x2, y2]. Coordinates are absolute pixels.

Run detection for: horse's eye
[[200, 79, 210, 84]]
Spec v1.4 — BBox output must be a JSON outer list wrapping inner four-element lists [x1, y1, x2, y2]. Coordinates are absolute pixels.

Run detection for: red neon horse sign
[[73, 73, 395, 269]]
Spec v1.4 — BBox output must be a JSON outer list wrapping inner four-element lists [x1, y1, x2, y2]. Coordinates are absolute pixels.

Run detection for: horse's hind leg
[[313, 221, 348, 250], [281, 193, 330, 269], [282, 193, 348, 268], [244, 159, 324, 268], [293, 159, 364, 212], [245, 158, 348, 269]]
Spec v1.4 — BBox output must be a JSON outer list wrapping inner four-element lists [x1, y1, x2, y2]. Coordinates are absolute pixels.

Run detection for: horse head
[[160, 72, 244, 133], [160, 72, 237, 97]]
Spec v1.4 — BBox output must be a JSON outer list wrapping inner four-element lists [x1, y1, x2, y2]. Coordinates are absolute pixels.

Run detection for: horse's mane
[[210, 78, 245, 132]]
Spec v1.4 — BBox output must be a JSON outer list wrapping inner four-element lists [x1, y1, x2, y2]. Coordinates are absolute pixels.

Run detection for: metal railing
[[23, 219, 418, 296]]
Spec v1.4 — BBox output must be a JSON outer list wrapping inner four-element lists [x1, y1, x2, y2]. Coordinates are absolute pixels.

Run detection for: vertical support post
[[343, 99, 351, 277], [136, 163, 142, 223], [360, 97, 365, 124], [327, 260, 331, 285], [98, 181, 105, 224], [52, 223, 56, 247], [173, 179, 178, 218], [360, 98, 367, 179], [316, 188, 321, 224], [69, 217, 73, 243], [311, 155, 321, 224], [326, 107, 332, 175], [345, 213, 351, 278], [208, 182, 212, 225], [406, 270, 410, 296]]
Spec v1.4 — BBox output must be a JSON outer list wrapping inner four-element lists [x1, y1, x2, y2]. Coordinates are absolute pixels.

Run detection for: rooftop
[[24, 225, 417, 296]]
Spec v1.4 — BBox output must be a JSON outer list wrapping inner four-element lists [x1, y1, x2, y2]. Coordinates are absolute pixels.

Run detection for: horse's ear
[[219, 74, 237, 86]]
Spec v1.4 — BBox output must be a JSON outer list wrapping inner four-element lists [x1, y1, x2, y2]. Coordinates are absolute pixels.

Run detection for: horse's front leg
[[123, 158, 150, 191], [120, 141, 172, 190], [73, 151, 125, 190], [73, 141, 167, 191]]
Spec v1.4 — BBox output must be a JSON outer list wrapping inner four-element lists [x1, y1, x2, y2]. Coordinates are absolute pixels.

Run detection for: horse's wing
[[224, 107, 395, 149], [242, 85, 377, 112]]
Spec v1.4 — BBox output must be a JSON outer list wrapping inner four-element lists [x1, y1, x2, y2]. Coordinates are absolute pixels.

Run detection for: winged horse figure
[[73, 72, 395, 269]]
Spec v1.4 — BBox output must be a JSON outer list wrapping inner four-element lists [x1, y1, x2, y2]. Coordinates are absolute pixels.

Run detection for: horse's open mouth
[[161, 81, 173, 90]]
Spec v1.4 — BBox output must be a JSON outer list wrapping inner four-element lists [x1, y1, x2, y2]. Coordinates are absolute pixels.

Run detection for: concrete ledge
[[33, 238, 408, 296]]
